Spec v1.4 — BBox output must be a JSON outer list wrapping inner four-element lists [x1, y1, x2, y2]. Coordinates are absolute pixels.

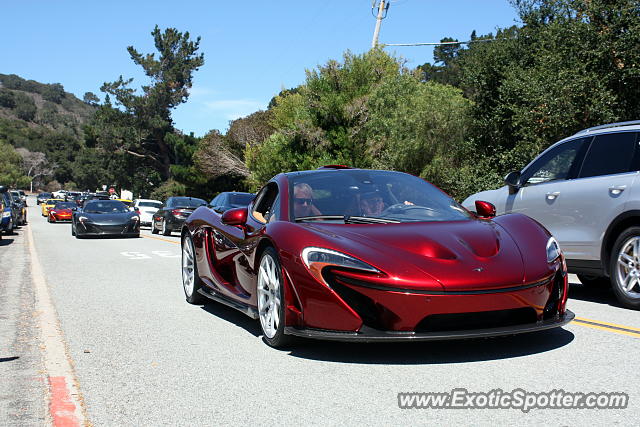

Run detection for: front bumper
[[285, 310, 574, 342], [76, 221, 140, 236]]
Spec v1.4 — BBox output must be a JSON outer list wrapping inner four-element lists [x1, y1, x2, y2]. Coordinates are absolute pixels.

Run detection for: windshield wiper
[[344, 216, 400, 224], [295, 215, 345, 223]]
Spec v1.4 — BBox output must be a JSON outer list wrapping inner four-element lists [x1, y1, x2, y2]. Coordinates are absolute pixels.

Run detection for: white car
[[463, 120, 640, 309], [133, 199, 163, 226], [52, 190, 68, 199]]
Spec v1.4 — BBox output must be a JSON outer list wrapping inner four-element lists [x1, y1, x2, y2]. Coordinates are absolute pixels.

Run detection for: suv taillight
[[172, 209, 190, 217]]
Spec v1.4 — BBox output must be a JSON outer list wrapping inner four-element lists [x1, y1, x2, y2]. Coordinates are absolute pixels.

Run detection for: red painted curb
[[49, 376, 81, 427]]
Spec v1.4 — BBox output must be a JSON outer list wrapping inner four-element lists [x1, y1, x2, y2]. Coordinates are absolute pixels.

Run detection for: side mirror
[[221, 207, 247, 226], [475, 200, 496, 218], [504, 171, 521, 194], [72, 207, 77, 212]]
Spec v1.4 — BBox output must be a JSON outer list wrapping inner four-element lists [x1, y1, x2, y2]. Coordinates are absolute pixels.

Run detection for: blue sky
[[2, 1, 520, 137]]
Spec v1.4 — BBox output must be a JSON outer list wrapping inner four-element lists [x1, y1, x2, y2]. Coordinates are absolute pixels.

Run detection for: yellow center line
[[575, 316, 640, 333], [140, 234, 180, 244], [572, 317, 640, 338]]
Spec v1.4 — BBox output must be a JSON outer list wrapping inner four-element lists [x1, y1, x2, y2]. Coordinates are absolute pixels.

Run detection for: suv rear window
[[579, 132, 638, 178]]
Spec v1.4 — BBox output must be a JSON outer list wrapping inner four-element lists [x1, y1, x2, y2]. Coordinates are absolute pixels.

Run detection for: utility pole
[[371, 0, 390, 48]]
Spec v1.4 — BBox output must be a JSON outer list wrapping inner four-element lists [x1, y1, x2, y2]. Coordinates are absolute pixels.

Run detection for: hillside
[[0, 73, 97, 137]]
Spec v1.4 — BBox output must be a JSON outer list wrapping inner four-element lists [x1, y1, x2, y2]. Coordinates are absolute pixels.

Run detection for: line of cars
[[31, 120, 639, 348], [39, 191, 255, 240], [0, 186, 28, 237]]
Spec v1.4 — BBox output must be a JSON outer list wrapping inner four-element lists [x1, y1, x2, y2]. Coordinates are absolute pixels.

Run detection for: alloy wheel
[[615, 236, 640, 299], [257, 253, 281, 339], [182, 236, 195, 298]]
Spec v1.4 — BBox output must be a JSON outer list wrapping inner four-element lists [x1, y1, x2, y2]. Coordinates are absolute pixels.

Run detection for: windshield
[[228, 193, 254, 207], [54, 202, 76, 209], [138, 201, 162, 208], [46, 199, 63, 205], [84, 200, 130, 214], [39, 193, 52, 198], [170, 197, 206, 208], [290, 170, 471, 223]]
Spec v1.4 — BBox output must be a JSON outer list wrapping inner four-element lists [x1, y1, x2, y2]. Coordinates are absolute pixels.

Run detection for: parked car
[[180, 166, 573, 347], [463, 120, 640, 309], [152, 197, 206, 236], [133, 199, 163, 226], [71, 199, 140, 238], [48, 201, 76, 222], [209, 192, 255, 213], [9, 190, 27, 225], [37, 192, 52, 205], [18, 190, 27, 206], [0, 186, 16, 235]]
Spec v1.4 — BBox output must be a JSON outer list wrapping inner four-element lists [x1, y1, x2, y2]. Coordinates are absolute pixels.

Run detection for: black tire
[[257, 247, 292, 348], [71, 223, 76, 236], [151, 218, 159, 234], [182, 233, 206, 304], [5, 218, 14, 235], [577, 274, 610, 288], [162, 218, 171, 236], [610, 226, 640, 310]]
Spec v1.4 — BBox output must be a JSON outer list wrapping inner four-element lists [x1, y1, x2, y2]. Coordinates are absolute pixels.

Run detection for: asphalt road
[[3, 200, 640, 425]]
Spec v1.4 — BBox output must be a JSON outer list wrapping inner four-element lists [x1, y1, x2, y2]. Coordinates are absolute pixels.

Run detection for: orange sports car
[[48, 201, 76, 222]]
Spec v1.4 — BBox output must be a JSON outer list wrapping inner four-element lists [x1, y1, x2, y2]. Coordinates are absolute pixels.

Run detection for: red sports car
[[181, 167, 573, 347], [48, 201, 76, 222]]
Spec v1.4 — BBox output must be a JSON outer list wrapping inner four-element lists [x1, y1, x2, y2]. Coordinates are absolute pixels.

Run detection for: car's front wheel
[[257, 247, 291, 348], [151, 218, 159, 234], [182, 233, 206, 304], [162, 218, 171, 236], [611, 227, 640, 309]]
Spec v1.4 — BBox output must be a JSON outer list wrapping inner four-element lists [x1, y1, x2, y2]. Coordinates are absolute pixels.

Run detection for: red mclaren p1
[[48, 201, 76, 222], [181, 167, 573, 347]]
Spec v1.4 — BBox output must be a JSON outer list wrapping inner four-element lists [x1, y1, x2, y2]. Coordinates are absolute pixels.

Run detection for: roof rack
[[575, 120, 640, 135]]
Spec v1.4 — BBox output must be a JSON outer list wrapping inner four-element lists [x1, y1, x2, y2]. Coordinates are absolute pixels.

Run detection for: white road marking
[[120, 251, 152, 260], [151, 250, 180, 258]]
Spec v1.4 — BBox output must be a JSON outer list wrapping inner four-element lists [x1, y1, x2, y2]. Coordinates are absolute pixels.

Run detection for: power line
[[384, 39, 498, 47]]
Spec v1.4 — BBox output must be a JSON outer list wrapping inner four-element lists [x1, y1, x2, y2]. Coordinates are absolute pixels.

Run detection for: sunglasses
[[294, 197, 313, 205]]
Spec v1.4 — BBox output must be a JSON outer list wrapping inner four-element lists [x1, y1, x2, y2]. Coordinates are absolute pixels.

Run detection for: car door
[[549, 131, 639, 260], [503, 136, 591, 257]]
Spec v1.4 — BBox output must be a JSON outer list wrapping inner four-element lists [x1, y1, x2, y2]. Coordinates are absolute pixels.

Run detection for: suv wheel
[[610, 227, 640, 309]]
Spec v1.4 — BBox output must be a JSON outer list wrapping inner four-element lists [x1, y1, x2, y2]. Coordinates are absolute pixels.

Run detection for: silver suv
[[463, 120, 640, 309]]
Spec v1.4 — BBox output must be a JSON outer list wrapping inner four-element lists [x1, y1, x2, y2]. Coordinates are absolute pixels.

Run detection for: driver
[[360, 191, 386, 216], [293, 183, 321, 217]]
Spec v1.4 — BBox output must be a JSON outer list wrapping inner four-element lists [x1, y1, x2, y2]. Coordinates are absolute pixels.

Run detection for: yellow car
[[41, 199, 65, 217]]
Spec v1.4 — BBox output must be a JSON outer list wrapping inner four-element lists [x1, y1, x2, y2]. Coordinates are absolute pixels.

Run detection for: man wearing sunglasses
[[360, 191, 386, 216], [293, 183, 321, 217]]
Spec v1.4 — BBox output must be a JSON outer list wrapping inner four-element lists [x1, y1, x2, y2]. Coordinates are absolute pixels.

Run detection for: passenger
[[293, 183, 321, 217], [360, 191, 386, 216]]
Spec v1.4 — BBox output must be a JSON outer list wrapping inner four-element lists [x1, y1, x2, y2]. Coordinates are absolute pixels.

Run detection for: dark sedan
[[152, 196, 206, 236], [209, 192, 255, 213], [72, 200, 140, 238], [37, 192, 52, 205]]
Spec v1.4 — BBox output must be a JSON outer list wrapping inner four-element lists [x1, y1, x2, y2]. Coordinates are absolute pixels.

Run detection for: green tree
[[83, 92, 100, 105], [42, 83, 65, 104], [0, 141, 30, 187], [13, 92, 37, 121], [0, 88, 16, 108], [99, 25, 205, 181]]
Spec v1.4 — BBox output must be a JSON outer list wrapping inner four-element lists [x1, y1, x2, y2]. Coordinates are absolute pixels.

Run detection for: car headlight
[[130, 215, 139, 221], [78, 216, 89, 222], [301, 247, 380, 286], [546, 237, 561, 263]]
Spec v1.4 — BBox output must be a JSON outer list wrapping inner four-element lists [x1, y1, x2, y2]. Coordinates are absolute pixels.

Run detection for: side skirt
[[197, 287, 259, 320]]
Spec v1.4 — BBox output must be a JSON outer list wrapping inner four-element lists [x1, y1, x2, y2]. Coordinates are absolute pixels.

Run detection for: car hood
[[302, 220, 526, 292]]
